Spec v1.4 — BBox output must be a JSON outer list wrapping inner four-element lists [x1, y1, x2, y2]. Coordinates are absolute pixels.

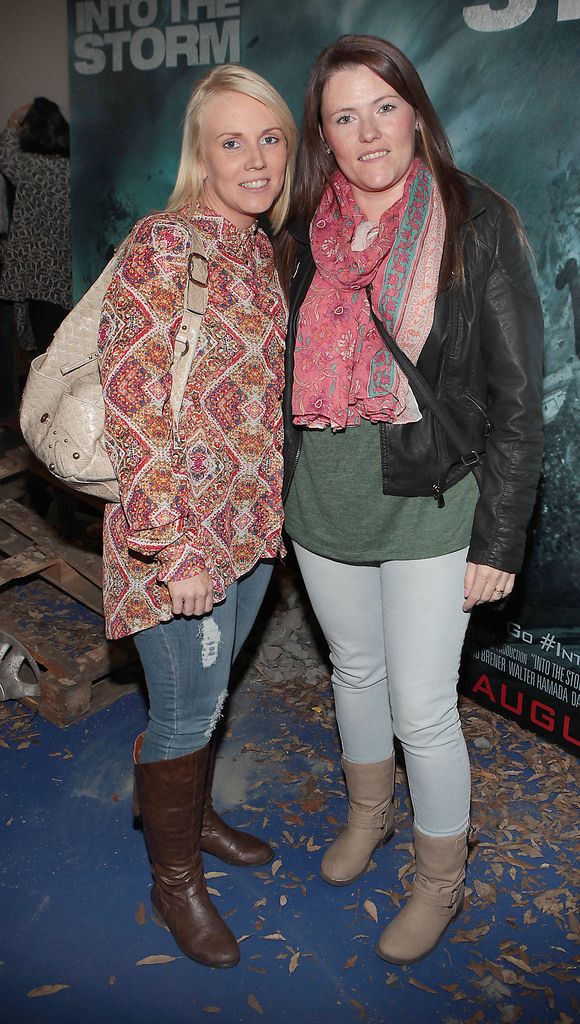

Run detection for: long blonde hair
[[166, 65, 297, 234]]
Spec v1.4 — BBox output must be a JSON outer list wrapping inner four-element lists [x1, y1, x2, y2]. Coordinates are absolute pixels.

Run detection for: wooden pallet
[[0, 497, 140, 727], [0, 444, 107, 511]]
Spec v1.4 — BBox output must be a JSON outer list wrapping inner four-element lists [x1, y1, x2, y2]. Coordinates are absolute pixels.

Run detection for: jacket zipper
[[379, 421, 391, 493], [431, 289, 457, 507], [465, 391, 492, 439], [465, 391, 487, 417], [283, 256, 315, 500], [432, 418, 446, 507]]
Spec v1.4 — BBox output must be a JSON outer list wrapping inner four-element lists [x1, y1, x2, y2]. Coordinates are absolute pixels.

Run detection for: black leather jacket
[[283, 182, 544, 573]]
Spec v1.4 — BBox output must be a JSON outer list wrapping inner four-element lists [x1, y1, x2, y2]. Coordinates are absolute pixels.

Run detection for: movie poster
[[67, 0, 580, 753]]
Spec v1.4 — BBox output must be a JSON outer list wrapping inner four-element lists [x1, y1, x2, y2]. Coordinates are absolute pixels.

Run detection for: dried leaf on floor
[[409, 978, 438, 994], [350, 998, 367, 1019], [247, 993, 264, 1015], [450, 924, 491, 943], [288, 951, 300, 974], [27, 984, 70, 998], [501, 954, 532, 973], [363, 899, 378, 922], [464, 1011, 485, 1024], [533, 889, 567, 917], [473, 878, 496, 902], [397, 860, 413, 881], [387, 889, 404, 908], [136, 954, 179, 965], [500, 1006, 524, 1023], [523, 909, 538, 925]]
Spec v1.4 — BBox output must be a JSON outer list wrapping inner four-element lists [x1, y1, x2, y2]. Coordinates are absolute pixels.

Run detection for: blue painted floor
[[2, 645, 578, 1024]]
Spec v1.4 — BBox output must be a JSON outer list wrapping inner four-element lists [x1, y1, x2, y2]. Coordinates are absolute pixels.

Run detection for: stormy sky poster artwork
[[67, 0, 580, 614]]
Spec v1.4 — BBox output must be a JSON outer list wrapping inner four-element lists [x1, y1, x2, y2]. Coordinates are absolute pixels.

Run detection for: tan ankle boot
[[376, 825, 469, 964], [320, 756, 395, 886]]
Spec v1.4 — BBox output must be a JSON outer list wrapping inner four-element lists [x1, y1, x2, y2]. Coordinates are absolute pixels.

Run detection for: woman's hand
[[168, 571, 213, 617], [463, 562, 515, 612], [7, 104, 31, 129]]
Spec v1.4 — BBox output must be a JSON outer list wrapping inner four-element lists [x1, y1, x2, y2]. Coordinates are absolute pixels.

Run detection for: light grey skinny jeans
[[293, 543, 471, 838]]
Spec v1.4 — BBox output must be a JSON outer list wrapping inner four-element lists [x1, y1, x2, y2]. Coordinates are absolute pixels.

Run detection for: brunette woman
[[98, 66, 296, 968], [280, 36, 543, 964]]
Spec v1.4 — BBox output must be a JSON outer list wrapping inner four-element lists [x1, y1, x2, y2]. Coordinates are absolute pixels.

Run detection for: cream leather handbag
[[20, 218, 208, 502]]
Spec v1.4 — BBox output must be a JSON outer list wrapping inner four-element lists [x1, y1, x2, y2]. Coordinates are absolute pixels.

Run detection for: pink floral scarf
[[292, 158, 446, 430]]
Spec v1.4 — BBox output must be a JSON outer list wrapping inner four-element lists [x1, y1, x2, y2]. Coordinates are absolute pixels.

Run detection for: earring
[[322, 140, 332, 155], [415, 121, 421, 133]]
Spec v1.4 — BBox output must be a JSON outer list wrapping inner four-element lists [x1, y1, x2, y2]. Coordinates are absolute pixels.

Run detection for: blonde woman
[[98, 66, 296, 968]]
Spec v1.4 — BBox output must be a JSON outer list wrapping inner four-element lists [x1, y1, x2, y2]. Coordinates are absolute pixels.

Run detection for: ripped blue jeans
[[133, 560, 273, 763]]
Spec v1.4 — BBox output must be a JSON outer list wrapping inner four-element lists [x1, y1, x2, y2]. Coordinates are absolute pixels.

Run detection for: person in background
[[0, 98, 71, 353], [0, 170, 9, 237], [0, 170, 15, 426], [98, 65, 296, 969], [280, 35, 543, 964]]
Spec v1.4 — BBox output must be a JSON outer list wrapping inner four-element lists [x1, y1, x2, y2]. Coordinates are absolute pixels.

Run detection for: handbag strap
[[102, 215, 209, 426], [366, 285, 482, 492], [168, 217, 208, 422]]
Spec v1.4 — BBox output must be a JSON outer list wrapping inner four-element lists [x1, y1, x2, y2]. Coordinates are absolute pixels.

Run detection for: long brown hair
[[278, 35, 472, 290]]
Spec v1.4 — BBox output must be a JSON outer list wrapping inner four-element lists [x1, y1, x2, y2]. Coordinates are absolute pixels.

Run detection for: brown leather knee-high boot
[[200, 737, 273, 866], [133, 734, 273, 867], [134, 737, 239, 968]]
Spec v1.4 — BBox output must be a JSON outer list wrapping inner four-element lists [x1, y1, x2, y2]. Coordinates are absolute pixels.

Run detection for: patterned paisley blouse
[[98, 205, 287, 640]]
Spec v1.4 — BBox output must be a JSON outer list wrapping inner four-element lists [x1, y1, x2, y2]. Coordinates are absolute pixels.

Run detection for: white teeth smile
[[360, 150, 389, 162], [240, 180, 268, 189]]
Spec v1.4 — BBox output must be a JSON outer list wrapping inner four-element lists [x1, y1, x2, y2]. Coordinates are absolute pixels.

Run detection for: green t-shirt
[[284, 418, 479, 562]]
